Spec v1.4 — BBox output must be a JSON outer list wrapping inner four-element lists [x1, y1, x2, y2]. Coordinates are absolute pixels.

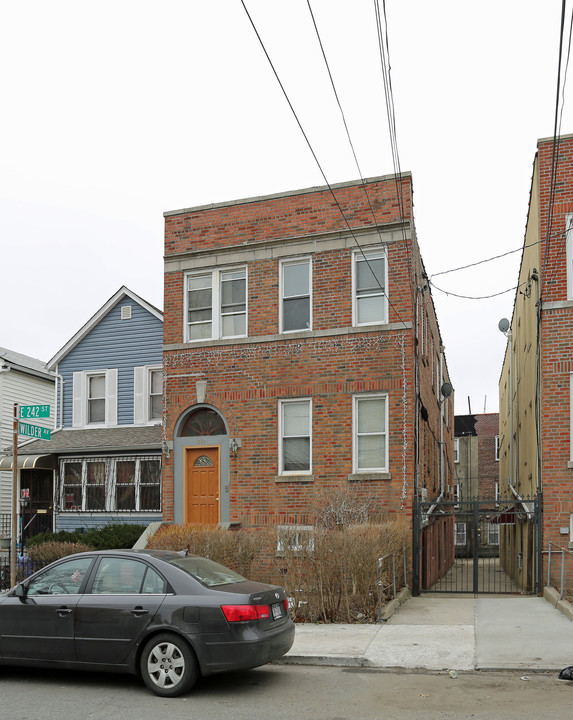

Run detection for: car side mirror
[[14, 583, 27, 598]]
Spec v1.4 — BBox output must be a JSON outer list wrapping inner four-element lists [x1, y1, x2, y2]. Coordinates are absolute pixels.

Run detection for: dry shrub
[[147, 516, 410, 623], [147, 524, 276, 580], [26, 541, 94, 567], [278, 518, 410, 623]]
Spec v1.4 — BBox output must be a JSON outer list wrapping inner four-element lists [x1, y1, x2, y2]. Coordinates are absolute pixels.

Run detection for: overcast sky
[[1, 1, 569, 414]]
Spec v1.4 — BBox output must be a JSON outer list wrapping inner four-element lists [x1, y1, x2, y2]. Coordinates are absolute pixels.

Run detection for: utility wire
[[241, 0, 411, 327]]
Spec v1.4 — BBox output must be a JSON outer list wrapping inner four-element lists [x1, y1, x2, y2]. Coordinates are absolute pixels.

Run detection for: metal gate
[[412, 495, 542, 595]]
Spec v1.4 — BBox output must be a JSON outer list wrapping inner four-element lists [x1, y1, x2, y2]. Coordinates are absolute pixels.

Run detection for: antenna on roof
[[468, 396, 472, 414]]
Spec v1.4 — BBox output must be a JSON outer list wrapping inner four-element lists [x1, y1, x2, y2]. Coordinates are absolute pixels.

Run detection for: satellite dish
[[441, 382, 453, 399], [498, 318, 510, 333]]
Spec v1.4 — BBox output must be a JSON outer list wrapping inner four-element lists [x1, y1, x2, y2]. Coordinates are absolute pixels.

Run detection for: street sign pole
[[11, 404, 18, 588]]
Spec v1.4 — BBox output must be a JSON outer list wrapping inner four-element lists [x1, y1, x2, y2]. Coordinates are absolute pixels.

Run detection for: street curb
[[380, 586, 411, 621], [543, 586, 573, 622], [275, 655, 370, 667]]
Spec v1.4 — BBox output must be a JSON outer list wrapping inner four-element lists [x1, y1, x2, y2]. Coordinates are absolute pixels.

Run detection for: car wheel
[[140, 633, 199, 697]]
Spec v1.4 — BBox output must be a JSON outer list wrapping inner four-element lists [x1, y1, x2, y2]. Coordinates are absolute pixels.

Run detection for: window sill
[[275, 474, 314, 484], [348, 472, 391, 482]]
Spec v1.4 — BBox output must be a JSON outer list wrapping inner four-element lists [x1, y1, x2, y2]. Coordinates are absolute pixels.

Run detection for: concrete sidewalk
[[282, 594, 573, 673]]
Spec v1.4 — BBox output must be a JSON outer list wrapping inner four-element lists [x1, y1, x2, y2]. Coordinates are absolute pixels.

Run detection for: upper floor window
[[353, 248, 388, 326], [454, 438, 460, 463], [134, 365, 162, 425], [186, 267, 247, 342], [495, 435, 500, 461], [353, 394, 388, 472], [279, 399, 311, 474], [280, 258, 311, 333], [73, 369, 117, 428]]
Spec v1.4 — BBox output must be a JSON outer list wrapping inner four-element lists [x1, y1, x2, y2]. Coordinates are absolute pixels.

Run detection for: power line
[[240, 0, 411, 327], [429, 279, 530, 301]]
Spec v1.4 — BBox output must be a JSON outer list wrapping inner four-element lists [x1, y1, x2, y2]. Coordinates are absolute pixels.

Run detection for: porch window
[[60, 456, 161, 512]]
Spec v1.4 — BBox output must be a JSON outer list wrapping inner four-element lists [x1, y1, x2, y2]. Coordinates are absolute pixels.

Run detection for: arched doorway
[[179, 407, 227, 525]]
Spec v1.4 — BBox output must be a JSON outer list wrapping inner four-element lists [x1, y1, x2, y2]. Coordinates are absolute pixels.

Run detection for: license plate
[[271, 602, 282, 620]]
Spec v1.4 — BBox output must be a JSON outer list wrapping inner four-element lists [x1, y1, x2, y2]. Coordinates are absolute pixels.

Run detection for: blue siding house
[[16, 287, 163, 533]]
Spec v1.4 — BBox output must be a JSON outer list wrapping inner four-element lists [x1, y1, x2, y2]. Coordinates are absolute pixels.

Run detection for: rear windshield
[[168, 557, 247, 587]]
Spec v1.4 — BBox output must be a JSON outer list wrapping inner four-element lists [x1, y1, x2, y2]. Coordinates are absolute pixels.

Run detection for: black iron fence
[[0, 552, 41, 591]]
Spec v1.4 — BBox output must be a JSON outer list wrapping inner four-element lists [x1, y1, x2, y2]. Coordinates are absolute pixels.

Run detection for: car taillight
[[283, 599, 288, 613], [221, 604, 270, 622]]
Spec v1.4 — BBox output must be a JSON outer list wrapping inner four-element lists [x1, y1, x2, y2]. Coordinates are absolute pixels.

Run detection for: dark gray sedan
[[0, 549, 295, 697]]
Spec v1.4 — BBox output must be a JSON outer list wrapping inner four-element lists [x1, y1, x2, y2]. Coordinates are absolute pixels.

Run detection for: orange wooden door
[[186, 447, 219, 524]]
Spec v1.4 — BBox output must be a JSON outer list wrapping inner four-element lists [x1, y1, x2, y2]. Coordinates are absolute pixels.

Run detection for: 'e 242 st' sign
[[19, 405, 50, 419]]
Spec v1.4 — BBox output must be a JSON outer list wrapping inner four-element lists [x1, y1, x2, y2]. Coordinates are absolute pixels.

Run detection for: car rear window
[[168, 557, 247, 587]]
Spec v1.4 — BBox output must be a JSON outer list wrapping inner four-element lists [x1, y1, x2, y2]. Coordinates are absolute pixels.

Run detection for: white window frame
[[352, 247, 388, 326], [60, 456, 161, 512], [488, 523, 500, 546], [279, 257, 312, 333], [570, 373, 573, 463], [276, 525, 315, 554], [495, 435, 500, 461], [454, 437, 460, 463], [72, 369, 118, 428], [352, 393, 389, 473], [134, 365, 162, 425], [453, 482, 461, 508], [455, 522, 467, 546], [184, 266, 247, 342], [278, 398, 312, 475]]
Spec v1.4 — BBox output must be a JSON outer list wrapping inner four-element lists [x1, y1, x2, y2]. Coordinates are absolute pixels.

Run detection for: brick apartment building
[[499, 134, 573, 593], [162, 174, 454, 586]]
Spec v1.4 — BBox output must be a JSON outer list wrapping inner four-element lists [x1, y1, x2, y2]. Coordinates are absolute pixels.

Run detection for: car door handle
[[131, 607, 149, 617], [57, 607, 73, 617]]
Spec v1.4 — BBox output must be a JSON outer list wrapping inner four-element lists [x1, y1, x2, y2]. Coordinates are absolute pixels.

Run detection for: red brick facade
[[537, 136, 573, 583], [162, 175, 453, 544]]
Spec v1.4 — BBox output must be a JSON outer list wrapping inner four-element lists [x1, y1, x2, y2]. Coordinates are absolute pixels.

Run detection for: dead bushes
[[148, 516, 409, 623]]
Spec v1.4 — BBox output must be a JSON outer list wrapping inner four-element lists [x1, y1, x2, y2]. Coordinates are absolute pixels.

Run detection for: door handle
[[57, 607, 73, 617], [131, 607, 149, 617]]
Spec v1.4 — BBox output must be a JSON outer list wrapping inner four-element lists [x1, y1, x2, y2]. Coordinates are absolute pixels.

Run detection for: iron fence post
[[548, 541, 552, 588], [561, 548, 566, 600]]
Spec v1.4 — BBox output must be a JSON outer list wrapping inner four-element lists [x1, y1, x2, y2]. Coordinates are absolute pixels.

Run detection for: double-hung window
[[280, 258, 311, 332], [353, 394, 388, 472], [186, 267, 247, 341], [279, 399, 311, 474], [134, 365, 162, 425], [353, 248, 388, 326], [73, 369, 118, 428], [567, 214, 573, 299]]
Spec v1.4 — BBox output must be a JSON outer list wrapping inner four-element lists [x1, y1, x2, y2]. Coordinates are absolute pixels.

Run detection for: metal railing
[[545, 541, 573, 600], [377, 546, 408, 623]]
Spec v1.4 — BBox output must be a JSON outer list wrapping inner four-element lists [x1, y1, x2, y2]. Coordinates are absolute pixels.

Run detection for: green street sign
[[18, 422, 51, 441], [19, 404, 50, 420]]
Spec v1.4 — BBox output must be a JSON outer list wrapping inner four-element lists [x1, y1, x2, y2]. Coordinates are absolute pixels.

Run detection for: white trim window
[[495, 435, 500, 461], [352, 247, 388, 326], [570, 373, 573, 463], [72, 369, 118, 428], [455, 522, 467, 546], [280, 258, 311, 333], [567, 214, 573, 300], [185, 267, 247, 342], [134, 365, 162, 424], [279, 399, 312, 474], [454, 437, 460, 463], [488, 523, 500, 546], [353, 394, 388, 472], [61, 456, 161, 512], [276, 525, 315, 554]]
